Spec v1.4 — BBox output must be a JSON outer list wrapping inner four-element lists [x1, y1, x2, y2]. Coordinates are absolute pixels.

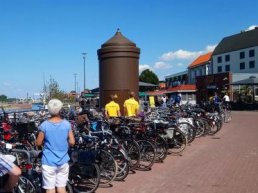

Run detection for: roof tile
[[167, 84, 196, 92], [188, 52, 212, 69]]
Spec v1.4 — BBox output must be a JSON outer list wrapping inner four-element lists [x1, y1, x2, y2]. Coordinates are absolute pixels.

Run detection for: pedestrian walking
[[223, 92, 231, 110], [213, 92, 221, 112], [161, 95, 167, 108], [175, 93, 182, 106]]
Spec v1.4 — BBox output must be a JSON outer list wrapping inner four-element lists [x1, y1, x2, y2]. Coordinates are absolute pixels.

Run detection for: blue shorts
[[0, 153, 15, 176]]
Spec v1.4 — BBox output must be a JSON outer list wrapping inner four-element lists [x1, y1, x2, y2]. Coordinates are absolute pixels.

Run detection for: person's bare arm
[[105, 110, 109, 118], [36, 131, 44, 146], [68, 130, 75, 146]]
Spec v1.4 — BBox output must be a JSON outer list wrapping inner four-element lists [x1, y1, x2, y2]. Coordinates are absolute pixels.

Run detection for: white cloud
[[146, 44, 217, 78], [154, 61, 172, 69], [176, 63, 184, 67], [205, 44, 217, 52], [139, 64, 151, 74], [160, 49, 202, 61], [159, 44, 217, 63], [246, 25, 258, 31]]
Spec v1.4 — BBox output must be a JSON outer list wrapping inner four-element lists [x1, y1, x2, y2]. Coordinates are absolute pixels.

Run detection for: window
[[191, 94, 196, 100], [225, 65, 230, 72], [217, 56, 222, 63], [249, 61, 255, 68], [181, 93, 186, 101], [217, 66, 222, 72], [225, 54, 230, 62], [186, 93, 196, 101], [198, 69, 200, 76], [199, 69, 202, 76], [240, 62, 245, 70], [192, 78, 196, 83], [240, 51, 245, 59], [249, 49, 255, 57]]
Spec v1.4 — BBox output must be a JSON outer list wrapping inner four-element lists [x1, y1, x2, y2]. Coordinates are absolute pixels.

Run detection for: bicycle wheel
[[69, 163, 100, 193], [109, 147, 130, 181], [167, 128, 187, 154], [217, 115, 224, 130], [153, 135, 168, 162], [226, 102, 231, 113], [199, 117, 210, 135], [14, 175, 39, 193], [121, 139, 141, 170], [207, 120, 219, 135], [177, 122, 196, 143], [224, 110, 232, 123], [194, 118, 206, 138], [97, 149, 117, 185], [136, 140, 156, 171]]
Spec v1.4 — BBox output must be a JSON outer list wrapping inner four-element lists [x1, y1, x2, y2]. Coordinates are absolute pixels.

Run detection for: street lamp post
[[82, 53, 87, 93], [74, 73, 77, 104], [74, 73, 77, 93], [76, 82, 79, 96]]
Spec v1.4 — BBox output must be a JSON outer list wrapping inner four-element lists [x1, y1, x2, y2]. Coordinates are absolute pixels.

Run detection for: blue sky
[[0, 0, 258, 98]]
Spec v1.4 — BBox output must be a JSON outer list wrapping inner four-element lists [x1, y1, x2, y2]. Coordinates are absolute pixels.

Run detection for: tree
[[0, 95, 7, 102], [42, 77, 70, 103], [139, 69, 159, 85]]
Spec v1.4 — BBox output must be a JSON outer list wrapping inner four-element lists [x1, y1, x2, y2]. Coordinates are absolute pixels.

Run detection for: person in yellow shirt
[[123, 91, 140, 117], [105, 94, 121, 118]]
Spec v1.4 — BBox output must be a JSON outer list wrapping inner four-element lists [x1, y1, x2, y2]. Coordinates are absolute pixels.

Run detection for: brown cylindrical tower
[[97, 29, 140, 114]]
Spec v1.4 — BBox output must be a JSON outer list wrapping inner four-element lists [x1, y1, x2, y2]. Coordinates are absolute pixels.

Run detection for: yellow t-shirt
[[105, 101, 120, 117], [123, 98, 139, 117]]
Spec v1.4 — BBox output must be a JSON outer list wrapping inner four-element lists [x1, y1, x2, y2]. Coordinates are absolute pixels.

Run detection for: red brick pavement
[[96, 111, 258, 193]]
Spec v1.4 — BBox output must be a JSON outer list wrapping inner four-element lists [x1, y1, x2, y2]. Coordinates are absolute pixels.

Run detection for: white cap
[[47, 99, 63, 115]]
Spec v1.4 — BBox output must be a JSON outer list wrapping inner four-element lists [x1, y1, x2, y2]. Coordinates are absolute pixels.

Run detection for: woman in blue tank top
[[36, 99, 75, 193]]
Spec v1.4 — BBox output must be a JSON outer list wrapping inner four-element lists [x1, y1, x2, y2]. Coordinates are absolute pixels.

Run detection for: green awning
[[83, 93, 95, 98], [139, 92, 147, 97]]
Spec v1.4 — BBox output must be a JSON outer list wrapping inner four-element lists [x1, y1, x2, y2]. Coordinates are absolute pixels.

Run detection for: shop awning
[[231, 76, 258, 85], [146, 90, 167, 96]]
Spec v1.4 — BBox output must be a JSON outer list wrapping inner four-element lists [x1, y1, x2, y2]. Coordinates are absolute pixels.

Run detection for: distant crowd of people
[[159, 93, 182, 108], [204, 92, 231, 112], [77, 92, 184, 119]]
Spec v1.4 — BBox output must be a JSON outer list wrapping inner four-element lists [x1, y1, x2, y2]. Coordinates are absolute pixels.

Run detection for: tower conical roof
[[101, 29, 136, 48]]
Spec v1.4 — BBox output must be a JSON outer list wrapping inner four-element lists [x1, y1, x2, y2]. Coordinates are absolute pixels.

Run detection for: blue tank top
[[39, 119, 71, 166]]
